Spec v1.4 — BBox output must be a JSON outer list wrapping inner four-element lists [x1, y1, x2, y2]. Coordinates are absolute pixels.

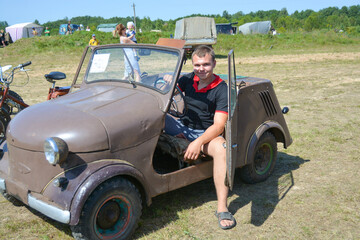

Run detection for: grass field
[[0, 32, 359, 239]]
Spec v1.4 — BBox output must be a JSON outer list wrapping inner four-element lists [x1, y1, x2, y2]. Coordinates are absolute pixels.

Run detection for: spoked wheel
[[71, 178, 142, 240], [240, 132, 277, 184], [3, 90, 26, 115]]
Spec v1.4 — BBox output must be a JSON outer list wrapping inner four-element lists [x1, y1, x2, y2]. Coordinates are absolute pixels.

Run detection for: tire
[[0, 116, 7, 145], [240, 132, 277, 184], [4, 90, 26, 115], [71, 177, 142, 240]]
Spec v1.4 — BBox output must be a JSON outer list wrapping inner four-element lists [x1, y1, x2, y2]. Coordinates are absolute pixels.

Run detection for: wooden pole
[[132, 3, 136, 32]]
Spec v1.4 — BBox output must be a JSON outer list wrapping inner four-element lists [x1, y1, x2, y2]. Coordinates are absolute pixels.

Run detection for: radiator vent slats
[[259, 91, 277, 117]]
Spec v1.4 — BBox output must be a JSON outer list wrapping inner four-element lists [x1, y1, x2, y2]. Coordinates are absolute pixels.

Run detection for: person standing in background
[[66, 21, 72, 35], [32, 27, 38, 36], [89, 34, 99, 46], [44, 27, 50, 36]]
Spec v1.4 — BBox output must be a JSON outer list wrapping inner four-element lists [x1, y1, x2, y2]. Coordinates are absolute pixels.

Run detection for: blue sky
[[2, 0, 359, 26]]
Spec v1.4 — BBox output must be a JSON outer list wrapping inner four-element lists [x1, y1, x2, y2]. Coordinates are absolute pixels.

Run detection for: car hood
[[7, 84, 164, 152]]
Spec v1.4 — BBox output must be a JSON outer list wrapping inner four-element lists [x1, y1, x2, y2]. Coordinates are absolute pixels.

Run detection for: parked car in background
[[174, 17, 217, 57], [216, 22, 238, 34]]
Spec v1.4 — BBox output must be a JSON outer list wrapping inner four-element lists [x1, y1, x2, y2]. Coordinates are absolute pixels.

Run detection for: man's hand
[[184, 139, 203, 161], [163, 74, 173, 83]]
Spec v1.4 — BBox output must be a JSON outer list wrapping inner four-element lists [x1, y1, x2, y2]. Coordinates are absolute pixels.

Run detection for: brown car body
[[0, 42, 291, 239]]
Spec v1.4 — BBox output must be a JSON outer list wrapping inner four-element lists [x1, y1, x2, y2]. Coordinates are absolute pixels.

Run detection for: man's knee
[[203, 137, 226, 157]]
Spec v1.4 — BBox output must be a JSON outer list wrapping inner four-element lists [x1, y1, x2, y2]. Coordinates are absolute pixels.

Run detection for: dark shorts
[[164, 115, 205, 142]]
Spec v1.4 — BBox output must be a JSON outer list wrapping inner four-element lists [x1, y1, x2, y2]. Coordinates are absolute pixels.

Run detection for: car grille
[[259, 90, 277, 117]]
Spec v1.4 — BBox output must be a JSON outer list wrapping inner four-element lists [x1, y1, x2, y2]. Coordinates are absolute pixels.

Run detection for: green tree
[[304, 12, 322, 31], [215, 17, 229, 23], [222, 10, 231, 21]]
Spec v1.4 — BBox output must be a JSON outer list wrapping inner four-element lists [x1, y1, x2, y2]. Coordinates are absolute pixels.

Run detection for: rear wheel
[[71, 177, 142, 240], [3, 90, 26, 115], [240, 132, 277, 184]]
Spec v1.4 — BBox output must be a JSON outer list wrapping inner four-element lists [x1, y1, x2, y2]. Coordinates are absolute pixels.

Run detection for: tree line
[[1, 5, 359, 33]]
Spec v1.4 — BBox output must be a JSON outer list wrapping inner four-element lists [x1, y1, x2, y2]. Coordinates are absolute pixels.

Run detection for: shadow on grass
[[229, 153, 309, 226], [133, 152, 309, 238], [15, 152, 308, 239]]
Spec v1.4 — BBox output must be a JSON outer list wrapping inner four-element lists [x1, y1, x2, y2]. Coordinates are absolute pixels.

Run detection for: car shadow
[[134, 152, 309, 237], [228, 152, 309, 226], [17, 152, 308, 238]]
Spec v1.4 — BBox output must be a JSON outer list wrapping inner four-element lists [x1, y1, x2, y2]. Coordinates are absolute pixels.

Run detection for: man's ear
[[213, 59, 217, 68]]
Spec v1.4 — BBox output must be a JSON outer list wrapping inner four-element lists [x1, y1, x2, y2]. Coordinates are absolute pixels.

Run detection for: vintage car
[[0, 39, 292, 239]]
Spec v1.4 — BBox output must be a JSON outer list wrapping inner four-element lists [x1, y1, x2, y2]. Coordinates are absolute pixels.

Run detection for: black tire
[[71, 177, 142, 240], [0, 116, 7, 145], [240, 132, 277, 184]]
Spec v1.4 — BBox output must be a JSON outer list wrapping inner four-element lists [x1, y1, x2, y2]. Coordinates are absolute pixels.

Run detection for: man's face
[[192, 53, 216, 81]]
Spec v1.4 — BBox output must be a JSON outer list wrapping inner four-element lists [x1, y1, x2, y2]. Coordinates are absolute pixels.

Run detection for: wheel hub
[[97, 200, 121, 229], [254, 143, 273, 174]]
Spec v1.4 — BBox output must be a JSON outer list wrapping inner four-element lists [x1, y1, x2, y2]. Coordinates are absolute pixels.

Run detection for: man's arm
[[184, 111, 227, 161]]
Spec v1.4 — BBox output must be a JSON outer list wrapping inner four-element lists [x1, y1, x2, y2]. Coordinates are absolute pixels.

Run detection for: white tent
[[5, 22, 43, 42], [238, 21, 271, 35]]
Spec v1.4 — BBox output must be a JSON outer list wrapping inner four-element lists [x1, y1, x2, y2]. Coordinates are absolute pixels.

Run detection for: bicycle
[[0, 62, 70, 143], [0, 62, 31, 132]]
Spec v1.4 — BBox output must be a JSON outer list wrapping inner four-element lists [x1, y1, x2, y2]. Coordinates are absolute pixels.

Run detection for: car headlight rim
[[44, 137, 68, 165]]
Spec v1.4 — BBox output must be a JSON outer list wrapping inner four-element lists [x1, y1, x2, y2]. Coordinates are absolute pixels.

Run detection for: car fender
[[69, 161, 150, 225], [245, 120, 288, 165]]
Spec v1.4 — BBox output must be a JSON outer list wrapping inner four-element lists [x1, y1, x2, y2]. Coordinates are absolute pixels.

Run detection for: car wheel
[[71, 177, 142, 240], [240, 132, 277, 184]]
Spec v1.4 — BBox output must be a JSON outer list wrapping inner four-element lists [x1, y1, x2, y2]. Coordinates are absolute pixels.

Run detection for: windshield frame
[[72, 44, 185, 95]]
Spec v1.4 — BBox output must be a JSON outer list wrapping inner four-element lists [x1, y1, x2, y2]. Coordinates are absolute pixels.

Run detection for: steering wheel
[[168, 86, 187, 118], [154, 77, 166, 89]]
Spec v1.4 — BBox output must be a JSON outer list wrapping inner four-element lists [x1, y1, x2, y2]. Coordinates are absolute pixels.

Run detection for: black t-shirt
[[178, 72, 228, 130]]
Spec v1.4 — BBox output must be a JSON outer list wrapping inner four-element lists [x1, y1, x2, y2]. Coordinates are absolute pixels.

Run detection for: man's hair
[[192, 45, 215, 62]]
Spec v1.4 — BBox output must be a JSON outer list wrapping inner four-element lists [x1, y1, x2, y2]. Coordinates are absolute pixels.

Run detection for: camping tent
[[97, 24, 118, 32], [238, 21, 271, 35], [5, 22, 43, 42]]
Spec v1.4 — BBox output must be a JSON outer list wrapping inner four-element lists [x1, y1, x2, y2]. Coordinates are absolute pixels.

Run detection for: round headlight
[[44, 137, 69, 165]]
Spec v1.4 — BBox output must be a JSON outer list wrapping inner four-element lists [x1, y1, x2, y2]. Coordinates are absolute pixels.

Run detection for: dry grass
[[0, 45, 360, 239]]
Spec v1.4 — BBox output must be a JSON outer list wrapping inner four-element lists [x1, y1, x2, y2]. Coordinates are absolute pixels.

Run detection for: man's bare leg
[[203, 136, 235, 228]]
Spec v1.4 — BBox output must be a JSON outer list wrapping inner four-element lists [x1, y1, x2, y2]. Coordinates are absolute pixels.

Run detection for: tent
[[5, 22, 43, 41], [97, 24, 118, 33], [238, 21, 271, 35]]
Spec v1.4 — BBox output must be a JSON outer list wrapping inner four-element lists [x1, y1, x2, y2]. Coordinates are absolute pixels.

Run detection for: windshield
[[85, 46, 181, 93]]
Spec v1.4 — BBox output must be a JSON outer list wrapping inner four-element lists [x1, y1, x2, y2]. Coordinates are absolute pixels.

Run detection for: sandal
[[215, 211, 237, 230]]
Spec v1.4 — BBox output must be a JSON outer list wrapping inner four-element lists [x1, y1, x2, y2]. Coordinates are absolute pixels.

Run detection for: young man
[[165, 45, 236, 230]]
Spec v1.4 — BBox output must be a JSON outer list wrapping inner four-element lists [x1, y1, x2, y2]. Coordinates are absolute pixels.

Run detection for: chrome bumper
[[0, 177, 70, 224]]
